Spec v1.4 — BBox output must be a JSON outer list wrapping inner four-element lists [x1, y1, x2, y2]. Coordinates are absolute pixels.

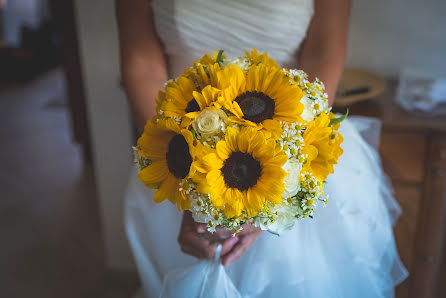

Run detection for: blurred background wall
[[73, 0, 135, 270], [347, 0, 446, 77]]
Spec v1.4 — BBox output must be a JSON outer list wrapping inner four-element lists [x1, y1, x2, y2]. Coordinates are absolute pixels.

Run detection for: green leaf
[[216, 50, 224, 66], [329, 109, 349, 126], [191, 129, 198, 140]]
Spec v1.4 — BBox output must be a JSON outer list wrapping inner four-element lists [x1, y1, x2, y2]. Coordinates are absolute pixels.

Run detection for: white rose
[[300, 96, 315, 122], [282, 158, 301, 199], [192, 109, 228, 138], [268, 204, 297, 234]]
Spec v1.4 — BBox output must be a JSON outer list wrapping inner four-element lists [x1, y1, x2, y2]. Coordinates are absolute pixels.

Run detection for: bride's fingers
[[180, 236, 218, 259], [196, 241, 218, 259], [179, 212, 222, 259], [214, 226, 234, 236], [180, 243, 203, 259], [196, 223, 207, 233], [190, 236, 218, 259], [220, 236, 239, 256], [221, 234, 257, 266]]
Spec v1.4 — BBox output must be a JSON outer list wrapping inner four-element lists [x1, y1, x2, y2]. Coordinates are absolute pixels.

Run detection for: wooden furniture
[[337, 83, 446, 298]]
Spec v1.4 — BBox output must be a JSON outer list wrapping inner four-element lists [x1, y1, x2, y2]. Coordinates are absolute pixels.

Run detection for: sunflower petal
[[216, 141, 232, 160], [261, 119, 283, 140], [225, 127, 239, 151], [245, 188, 263, 217], [138, 160, 169, 184], [137, 133, 170, 160], [202, 153, 224, 170], [153, 174, 178, 203], [207, 169, 224, 186]]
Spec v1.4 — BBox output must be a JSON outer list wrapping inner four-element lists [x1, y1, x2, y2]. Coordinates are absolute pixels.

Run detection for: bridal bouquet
[[133, 49, 345, 234]]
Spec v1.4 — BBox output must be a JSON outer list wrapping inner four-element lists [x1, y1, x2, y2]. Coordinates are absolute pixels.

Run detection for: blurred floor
[[0, 70, 139, 298]]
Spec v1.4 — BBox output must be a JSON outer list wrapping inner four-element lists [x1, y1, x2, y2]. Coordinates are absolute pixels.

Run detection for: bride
[[116, 0, 408, 297]]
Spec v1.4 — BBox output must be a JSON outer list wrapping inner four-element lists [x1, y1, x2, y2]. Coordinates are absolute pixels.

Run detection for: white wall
[[74, 1, 134, 270], [347, 0, 446, 77]]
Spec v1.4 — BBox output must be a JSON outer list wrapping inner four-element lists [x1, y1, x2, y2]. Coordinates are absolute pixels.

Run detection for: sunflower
[[162, 76, 199, 117], [161, 75, 223, 124], [184, 61, 221, 90], [217, 64, 305, 139], [245, 49, 278, 68], [301, 113, 344, 181], [185, 85, 224, 119], [194, 126, 288, 218], [136, 118, 197, 210], [181, 51, 224, 90]]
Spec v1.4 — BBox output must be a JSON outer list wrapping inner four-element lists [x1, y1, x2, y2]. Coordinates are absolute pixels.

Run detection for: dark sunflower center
[[185, 99, 200, 113], [166, 134, 192, 179], [235, 91, 275, 123], [221, 151, 262, 191]]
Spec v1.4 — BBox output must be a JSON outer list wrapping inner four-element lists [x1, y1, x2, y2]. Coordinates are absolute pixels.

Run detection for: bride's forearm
[[116, 0, 168, 131], [297, 0, 351, 106], [121, 67, 167, 131], [298, 53, 344, 106]]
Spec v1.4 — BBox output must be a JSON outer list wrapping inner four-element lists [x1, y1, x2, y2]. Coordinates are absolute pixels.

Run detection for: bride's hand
[[178, 211, 239, 260], [220, 224, 262, 266]]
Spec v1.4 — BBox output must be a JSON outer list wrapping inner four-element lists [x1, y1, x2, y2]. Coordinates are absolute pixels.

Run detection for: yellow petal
[[207, 169, 224, 186], [162, 118, 182, 134], [225, 127, 239, 152], [201, 86, 221, 106], [196, 180, 212, 194], [202, 153, 223, 170], [246, 131, 265, 153], [261, 119, 283, 140], [138, 160, 169, 184], [153, 175, 178, 203], [175, 189, 188, 211], [237, 129, 251, 153], [216, 141, 232, 160], [263, 150, 288, 167], [137, 133, 170, 160], [223, 205, 239, 218], [251, 142, 275, 161], [245, 188, 263, 216], [230, 101, 244, 118]]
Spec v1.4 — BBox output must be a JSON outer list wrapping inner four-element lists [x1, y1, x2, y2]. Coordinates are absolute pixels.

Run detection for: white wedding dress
[[124, 0, 408, 297]]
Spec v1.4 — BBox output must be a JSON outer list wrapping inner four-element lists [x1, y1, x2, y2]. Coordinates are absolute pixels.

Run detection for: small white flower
[[300, 96, 316, 122], [192, 109, 228, 139], [282, 158, 302, 199], [222, 57, 251, 72], [311, 100, 323, 114]]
